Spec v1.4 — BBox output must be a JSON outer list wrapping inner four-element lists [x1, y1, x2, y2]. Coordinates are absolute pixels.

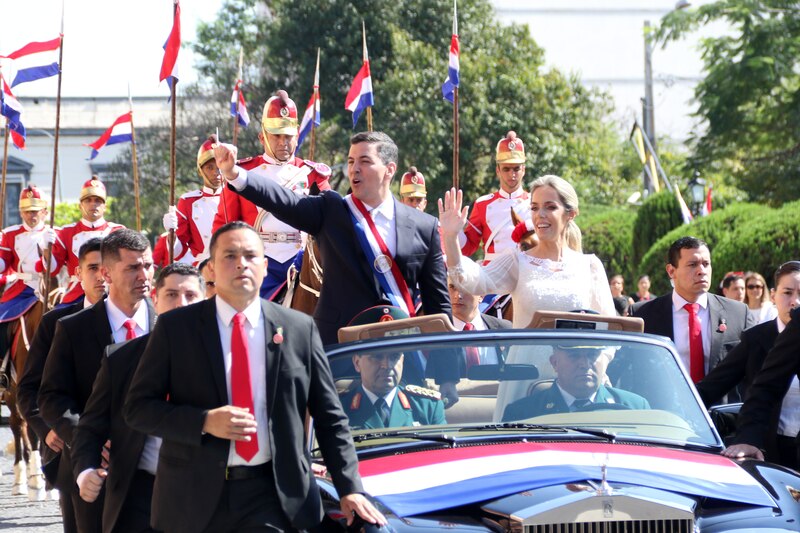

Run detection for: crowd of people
[[1, 88, 798, 532]]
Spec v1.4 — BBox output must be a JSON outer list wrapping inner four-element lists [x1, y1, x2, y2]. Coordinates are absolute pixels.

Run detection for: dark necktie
[[683, 303, 705, 383], [463, 323, 480, 369], [123, 319, 137, 341], [374, 398, 390, 426], [232, 313, 259, 461], [571, 398, 591, 411]]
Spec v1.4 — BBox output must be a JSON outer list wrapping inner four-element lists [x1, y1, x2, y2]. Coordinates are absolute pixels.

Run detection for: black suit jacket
[[124, 297, 363, 533], [37, 298, 155, 491], [633, 292, 754, 400], [71, 336, 150, 533], [735, 307, 800, 449], [481, 313, 512, 330], [231, 178, 451, 345]]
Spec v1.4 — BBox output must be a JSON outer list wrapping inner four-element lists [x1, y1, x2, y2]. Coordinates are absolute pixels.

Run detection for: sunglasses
[[747, 284, 763, 290]]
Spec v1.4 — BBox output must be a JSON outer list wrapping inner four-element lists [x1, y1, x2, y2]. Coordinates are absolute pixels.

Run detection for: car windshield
[[329, 334, 718, 447]]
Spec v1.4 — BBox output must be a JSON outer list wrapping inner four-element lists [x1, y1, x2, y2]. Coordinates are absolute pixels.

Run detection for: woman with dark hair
[[696, 260, 800, 469], [631, 274, 655, 303]]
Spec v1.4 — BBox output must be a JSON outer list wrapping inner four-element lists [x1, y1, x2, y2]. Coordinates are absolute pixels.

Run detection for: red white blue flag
[[230, 80, 250, 128], [441, 0, 460, 103], [297, 50, 321, 151], [85, 112, 133, 160], [159, 1, 181, 85], [345, 25, 374, 128], [0, 73, 26, 149], [0, 36, 61, 88]]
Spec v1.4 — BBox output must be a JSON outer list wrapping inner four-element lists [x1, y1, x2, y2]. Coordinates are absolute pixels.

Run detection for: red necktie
[[683, 303, 705, 383], [463, 323, 480, 369], [231, 313, 259, 461], [123, 319, 138, 341]]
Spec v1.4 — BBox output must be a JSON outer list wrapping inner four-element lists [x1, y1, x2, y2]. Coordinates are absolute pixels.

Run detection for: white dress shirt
[[775, 318, 800, 437], [556, 383, 600, 409], [215, 296, 271, 466], [365, 196, 397, 258], [361, 385, 399, 414], [453, 315, 499, 365], [671, 291, 712, 375], [105, 298, 150, 344]]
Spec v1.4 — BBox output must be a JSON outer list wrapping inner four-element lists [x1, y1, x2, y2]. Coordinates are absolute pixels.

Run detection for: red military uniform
[[153, 232, 189, 268], [460, 131, 531, 262], [36, 178, 124, 304]]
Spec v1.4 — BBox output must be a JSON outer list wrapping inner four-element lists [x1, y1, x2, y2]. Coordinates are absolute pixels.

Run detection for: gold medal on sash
[[374, 254, 392, 274]]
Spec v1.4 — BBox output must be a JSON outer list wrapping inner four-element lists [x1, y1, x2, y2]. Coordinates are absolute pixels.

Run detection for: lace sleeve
[[450, 249, 520, 296], [588, 254, 616, 316]]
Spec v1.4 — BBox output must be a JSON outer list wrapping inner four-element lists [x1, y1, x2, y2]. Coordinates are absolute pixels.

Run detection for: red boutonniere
[[717, 319, 727, 333], [273, 327, 284, 345]]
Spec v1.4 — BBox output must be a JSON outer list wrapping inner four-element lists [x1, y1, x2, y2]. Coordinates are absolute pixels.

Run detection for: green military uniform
[[340, 384, 446, 429]]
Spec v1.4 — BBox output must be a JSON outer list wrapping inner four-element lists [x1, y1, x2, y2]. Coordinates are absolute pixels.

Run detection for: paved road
[[0, 406, 63, 532]]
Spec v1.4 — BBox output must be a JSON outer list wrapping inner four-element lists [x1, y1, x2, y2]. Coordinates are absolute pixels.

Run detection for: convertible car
[[311, 313, 800, 532]]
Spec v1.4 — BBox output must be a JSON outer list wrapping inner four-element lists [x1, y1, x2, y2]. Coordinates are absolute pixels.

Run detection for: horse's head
[[510, 207, 538, 252]]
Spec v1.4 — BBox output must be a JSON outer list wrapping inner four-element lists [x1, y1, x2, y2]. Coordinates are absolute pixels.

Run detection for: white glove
[[43, 227, 57, 246], [163, 206, 179, 231]]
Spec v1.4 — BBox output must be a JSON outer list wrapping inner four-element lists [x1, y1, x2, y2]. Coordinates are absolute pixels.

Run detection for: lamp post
[[687, 172, 706, 216]]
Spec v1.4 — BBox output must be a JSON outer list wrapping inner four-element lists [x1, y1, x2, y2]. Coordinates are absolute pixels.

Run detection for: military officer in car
[[341, 351, 446, 429]]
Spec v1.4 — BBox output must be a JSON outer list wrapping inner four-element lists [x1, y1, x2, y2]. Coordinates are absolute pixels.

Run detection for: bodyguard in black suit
[[633, 237, 754, 400], [124, 222, 385, 533], [17, 238, 106, 532], [38, 230, 155, 533], [71, 264, 205, 533], [214, 131, 451, 346]]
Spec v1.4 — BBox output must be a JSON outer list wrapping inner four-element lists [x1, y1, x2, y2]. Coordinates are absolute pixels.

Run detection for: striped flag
[[230, 80, 250, 128], [160, 1, 181, 84], [85, 112, 133, 160], [345, 22, 374, 128], [0, 36, 61, 88], [441, 0, 460, 103], [0, 72, 26, 149], [297, 50, 321, 151]]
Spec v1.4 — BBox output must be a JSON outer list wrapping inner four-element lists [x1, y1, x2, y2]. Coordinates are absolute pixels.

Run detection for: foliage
[[657, 1, 800, 205], [581, 208, 637, 285], [637, 202, 763, 295], [631, 190, 682, 268], [713, 200, 800, 287], [52, 201, 83, 228]]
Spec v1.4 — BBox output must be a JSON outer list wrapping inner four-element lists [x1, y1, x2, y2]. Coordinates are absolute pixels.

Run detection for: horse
[[1, 295, 47, 500], [285, 236, 323, 316], [482, 208, 538, 322]]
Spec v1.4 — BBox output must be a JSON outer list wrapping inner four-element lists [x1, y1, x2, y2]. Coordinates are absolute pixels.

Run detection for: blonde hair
[[744, 271, 770, 306], [530, 174, 582, 252]]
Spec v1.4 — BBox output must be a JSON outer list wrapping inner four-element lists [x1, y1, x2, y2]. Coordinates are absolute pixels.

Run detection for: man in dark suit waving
[[125, 222, 385, 532], [633, 236, 754, 399], [213, 131, 450, 346]]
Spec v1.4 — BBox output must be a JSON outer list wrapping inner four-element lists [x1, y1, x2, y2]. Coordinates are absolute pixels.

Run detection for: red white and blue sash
[[345, 195, 416, 316]]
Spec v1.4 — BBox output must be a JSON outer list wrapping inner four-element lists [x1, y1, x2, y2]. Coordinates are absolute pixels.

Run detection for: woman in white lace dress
[[439, 175, 616, 417]]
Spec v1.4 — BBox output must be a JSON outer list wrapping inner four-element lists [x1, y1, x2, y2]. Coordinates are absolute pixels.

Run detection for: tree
[[657, 1, 800, 205]]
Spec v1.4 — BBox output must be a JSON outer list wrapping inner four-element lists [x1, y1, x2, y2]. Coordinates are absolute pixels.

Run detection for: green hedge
[[582, 208, 637, 284], [631, 191, 683, 267], [712, 201, 800, 287], [637, 203, 763, 295]]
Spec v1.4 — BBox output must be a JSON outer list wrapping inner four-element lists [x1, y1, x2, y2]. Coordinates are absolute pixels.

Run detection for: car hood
[[357, 441, 776, 517]]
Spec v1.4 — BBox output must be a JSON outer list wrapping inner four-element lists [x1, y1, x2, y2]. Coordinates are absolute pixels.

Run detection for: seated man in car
[[341, 352, 447, 429], [502, 344, 649, 421]]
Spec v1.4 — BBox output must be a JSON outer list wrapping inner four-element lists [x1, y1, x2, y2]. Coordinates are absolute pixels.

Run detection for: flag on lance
[[0, 36, 61, 88], [160, 1, 181, 85], [0, 72, 26, 149], [85, 112, 133, 160], [230, 79, 250, 128], [345, 22, 374, 128], [297, 50, 321, 151], [441, 0, 460, 103]]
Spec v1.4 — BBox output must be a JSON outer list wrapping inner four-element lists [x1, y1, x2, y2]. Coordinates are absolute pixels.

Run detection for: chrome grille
[[525, 520, 694, 533]]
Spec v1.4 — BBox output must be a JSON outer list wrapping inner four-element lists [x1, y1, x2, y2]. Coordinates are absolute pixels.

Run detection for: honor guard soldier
[[340, 349, 446, 429], [399, 167, 427, 211], [38, 177, 124, 306], [162, 136, 223, 265], [0, 185, 50, 324], [212, 89, 332, 300], [460, 131, 531, 262]]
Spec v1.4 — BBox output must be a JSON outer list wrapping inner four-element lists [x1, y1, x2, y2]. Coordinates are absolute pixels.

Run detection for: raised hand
[[213, 142, 238, 179], [437, 188, 469, 240]]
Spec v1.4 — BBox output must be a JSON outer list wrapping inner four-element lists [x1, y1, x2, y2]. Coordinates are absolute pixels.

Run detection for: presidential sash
[[344, 195, 416, 316]]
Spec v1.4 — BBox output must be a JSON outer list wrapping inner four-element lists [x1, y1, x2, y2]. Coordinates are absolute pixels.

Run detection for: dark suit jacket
[[633, 292, 754, 400], [123, 297, 363, 533], [71, 336, 150, 533], [481, 313, 512, 330], [231, 178, 451, 345], [37, 298, 155, 491], [502, 382, 650, 421], [17, 300, 85, 481], [734, 307, 800, 449]]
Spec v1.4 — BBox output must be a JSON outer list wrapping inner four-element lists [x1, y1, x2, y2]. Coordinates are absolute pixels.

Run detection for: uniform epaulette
[[304, 159, 332, 178], [238, 156, 265, 170], [404, 384, 442, 401], [474, 192, 495, 204], [108, 222, 125, 229], [349, 391, 362, 410], [3, 224, 22, 232], [62, 222, 79, 229], [180, 190, 203, 200]]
